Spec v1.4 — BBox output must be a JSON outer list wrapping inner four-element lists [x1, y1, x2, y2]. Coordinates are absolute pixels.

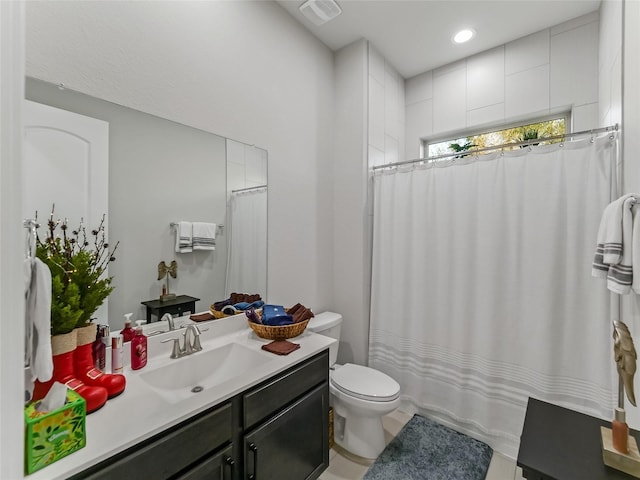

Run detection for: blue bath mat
[[363, 414, 493, 480]]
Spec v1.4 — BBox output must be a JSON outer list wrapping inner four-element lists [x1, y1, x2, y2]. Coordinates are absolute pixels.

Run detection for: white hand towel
[[632, 206, 640, 294], [175, 221, 193, 253], [607, 196, 635, 294], [192, 222, 216, 251], [27, 258, 53, 384], [593, 194, 635, 276]]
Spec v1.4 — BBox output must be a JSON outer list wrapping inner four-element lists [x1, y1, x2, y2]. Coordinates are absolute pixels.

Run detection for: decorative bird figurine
[[157, 260, 178, 281], [613, 321, 637, 407]]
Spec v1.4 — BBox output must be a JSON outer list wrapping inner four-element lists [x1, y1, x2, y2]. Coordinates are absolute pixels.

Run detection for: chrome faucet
[[161, 324, 207, 359], [183, 324, 203, 355], [161, 313, 176, 331]]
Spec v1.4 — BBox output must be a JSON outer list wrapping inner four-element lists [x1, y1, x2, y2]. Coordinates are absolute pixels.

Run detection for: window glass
[[427, 117, 567, 160]]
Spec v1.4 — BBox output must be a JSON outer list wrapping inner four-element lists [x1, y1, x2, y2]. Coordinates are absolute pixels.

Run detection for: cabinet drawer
[[176, 445, 234, 480], [243, 350, 328, 430], [72, 402, 233, 480]]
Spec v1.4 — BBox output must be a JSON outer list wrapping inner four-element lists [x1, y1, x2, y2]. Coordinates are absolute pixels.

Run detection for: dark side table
[[141, 295, 200, 322], [518, 397, 640, 479]]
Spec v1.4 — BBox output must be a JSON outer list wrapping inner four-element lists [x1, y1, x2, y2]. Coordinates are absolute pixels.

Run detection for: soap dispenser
[[120, 313, 135, 342], [131, 327, 148, 370], [92, 325, 107, 371]]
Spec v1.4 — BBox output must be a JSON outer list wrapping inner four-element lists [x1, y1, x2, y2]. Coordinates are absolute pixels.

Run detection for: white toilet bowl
[[307, 312, 402, 459], [329, 363, 400, 459]]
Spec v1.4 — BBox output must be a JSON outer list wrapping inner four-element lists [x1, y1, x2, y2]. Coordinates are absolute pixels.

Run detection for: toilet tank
[[307, 312, 342, 366]]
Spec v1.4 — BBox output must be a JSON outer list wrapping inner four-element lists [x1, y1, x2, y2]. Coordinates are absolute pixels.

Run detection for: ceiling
[[277, 0, 602, 79]]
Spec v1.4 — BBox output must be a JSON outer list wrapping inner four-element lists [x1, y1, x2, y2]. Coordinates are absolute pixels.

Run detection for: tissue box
[[24, 389, 86, 474]]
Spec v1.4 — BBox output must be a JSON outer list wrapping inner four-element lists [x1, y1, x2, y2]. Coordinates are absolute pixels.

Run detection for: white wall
[[331, 39, 408, 366], [25, 1, 336, 313], [0, 3, 26, 478], [332, 40, 369, 365], [405, 12, 601, 159], [599, 0, 623, 130], [368, 44, 406, 168]]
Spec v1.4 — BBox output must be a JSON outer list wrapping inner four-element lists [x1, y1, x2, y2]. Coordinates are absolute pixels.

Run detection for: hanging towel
[[192, 222, 216, 251], [175, 221, 193, 253], [26, 258, 53, 389], [593, 195, 637, 293], [633, 207, 640, 295]]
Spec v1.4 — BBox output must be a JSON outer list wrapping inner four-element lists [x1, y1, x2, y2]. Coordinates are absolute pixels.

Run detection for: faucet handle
[[161, 337, 183, 359]]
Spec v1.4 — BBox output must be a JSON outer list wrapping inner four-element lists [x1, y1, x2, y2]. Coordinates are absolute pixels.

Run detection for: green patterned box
[[24, 389, 86, 474]]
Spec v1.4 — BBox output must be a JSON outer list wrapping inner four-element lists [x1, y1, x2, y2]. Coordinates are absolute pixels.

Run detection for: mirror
[[25, 78, 267, 328]]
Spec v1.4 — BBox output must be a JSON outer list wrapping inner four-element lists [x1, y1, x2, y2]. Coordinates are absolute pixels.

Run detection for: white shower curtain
[[225, 187, 267, 297], [369, 136, 618, 457]]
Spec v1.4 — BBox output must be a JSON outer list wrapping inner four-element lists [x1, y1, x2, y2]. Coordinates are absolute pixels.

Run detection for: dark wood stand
[[518, 397, 640, 479], [141, 295, 200, 322]]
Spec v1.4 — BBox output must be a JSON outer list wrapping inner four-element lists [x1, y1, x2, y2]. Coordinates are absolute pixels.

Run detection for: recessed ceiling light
[[453, 28, 476, 44]]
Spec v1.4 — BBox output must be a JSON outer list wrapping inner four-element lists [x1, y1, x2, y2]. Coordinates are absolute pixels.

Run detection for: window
[[425, 116, 568, 160]]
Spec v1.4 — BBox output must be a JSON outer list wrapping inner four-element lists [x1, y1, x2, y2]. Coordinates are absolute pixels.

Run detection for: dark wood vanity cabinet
[[244, 384, 328, 480], [243, 351, 329, 480], [70, 350, 329, 480]]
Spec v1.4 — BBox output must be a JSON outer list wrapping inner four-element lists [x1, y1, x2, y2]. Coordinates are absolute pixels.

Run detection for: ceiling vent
[[299, 0, 342, 26]]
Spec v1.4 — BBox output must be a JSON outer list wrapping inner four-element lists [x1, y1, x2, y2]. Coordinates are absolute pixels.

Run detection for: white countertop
[[27, 314, 335, 480]]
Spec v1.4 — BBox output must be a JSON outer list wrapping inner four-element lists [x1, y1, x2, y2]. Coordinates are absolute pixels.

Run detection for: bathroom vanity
[[27, 314, 334, 480], [70, 351, 329, 480]]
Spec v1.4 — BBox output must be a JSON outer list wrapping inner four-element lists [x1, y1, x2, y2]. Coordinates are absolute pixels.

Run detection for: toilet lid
[[331, 363, 400, 402]]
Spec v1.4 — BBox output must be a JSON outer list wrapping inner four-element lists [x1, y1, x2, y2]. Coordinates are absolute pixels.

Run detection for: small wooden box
[[24, 389, 86, 474], [601, 426, 640, 478]]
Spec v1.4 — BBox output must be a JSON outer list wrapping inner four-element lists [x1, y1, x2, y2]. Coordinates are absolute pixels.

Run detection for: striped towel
[[192, 222, 216, 251], [175, 221, 193, 253], [593, 195, 636, 294]]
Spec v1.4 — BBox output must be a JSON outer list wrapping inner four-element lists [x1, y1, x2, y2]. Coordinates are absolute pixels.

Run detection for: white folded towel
[[593, 194, 637, 294], [192, 222, 216, 251], [175, 221, 193, 253], [633, 206, 640, 295]]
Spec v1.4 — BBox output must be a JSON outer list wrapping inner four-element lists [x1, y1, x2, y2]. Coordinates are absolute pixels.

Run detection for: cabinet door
[[176, 445, 235, 480], [244, 384, 328, 480]]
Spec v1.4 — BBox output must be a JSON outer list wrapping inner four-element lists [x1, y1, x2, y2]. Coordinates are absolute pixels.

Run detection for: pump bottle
[[131, 327, 148, 370], [120, 313, 136, 342]]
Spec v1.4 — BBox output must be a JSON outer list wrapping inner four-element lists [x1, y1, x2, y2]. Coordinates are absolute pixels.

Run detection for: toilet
[[307, 312, 400, 459]]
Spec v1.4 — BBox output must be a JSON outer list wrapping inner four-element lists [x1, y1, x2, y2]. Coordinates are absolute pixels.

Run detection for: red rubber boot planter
[[32, 330, 108, 414], [74, 324, 126, 398]]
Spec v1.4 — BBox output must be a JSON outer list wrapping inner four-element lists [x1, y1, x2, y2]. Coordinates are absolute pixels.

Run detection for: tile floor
[[318, 409, 526, 480]]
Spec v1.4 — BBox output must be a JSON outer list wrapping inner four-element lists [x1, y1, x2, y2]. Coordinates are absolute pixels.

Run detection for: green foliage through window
[[427, 117, 566, 160]]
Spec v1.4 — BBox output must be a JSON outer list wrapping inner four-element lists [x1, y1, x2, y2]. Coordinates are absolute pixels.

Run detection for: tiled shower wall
[[404, 12, 601, 160], [368, 44, 406, 168]]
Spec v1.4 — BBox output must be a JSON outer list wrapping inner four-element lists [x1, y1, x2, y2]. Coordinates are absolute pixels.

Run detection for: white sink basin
[[140, 342, 274, 403]]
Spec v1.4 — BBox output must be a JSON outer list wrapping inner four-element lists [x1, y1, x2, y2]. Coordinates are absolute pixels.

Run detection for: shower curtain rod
[[231, 184, 267, 194], [372, 124, 619, 171]]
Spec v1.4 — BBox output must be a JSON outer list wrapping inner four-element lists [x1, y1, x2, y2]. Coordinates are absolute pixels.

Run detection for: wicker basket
[[248, 319, 310, 340], [209, 307, 232, 319]]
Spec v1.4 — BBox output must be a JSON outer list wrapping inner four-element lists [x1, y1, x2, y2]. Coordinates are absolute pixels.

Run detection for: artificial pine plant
[[36, 208, 119, 335]]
